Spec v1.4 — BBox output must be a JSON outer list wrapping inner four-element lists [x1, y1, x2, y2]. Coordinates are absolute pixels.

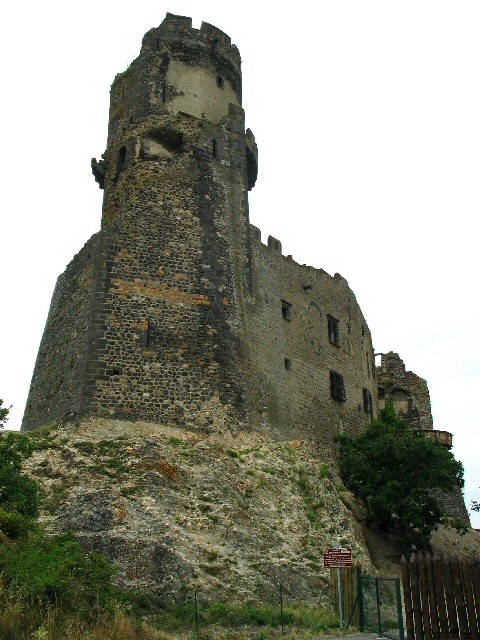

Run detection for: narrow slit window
[[212, 139, 217, 158], [146, 321, 156, 348], [116, 146, 127, 173], [284, 358, 292, 371], [363, 388, 373, 418]]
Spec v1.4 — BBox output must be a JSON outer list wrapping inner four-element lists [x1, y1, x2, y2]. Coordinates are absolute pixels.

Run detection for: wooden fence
[[330, 564, 362, 627], [401, 553, 480, 640]]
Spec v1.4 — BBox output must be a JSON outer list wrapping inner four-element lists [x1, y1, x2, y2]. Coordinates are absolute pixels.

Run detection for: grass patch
[[73, 441, 96, 455]]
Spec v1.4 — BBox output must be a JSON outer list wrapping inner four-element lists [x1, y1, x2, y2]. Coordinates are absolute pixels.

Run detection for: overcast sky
[[1, 1, 478, 526]]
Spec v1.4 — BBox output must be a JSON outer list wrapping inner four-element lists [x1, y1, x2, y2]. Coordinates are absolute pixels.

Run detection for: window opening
[[212, 139, 217, 158], [363, 388, 373, 418], [281, 300, 292, 321], [284, 358, 292, 371], [116, 146, 127, 173], [327, 315, 340, 346], [146, 321, 156, 348], [217, 75, 224, 88], [330, 370, 346, 402]]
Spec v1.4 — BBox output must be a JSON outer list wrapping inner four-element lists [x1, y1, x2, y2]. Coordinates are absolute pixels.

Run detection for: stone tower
[[22, 14, 258, 431]]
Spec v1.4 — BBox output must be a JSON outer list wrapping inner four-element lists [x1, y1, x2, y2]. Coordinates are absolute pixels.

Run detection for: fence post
[[338, 567, 344, 629], [444, 556, 459, 638], [345, 562, 362, 629], [358, 574, 365, 632], [410, 553, 424, 640], [395, 577, 406, 640], [424, 553, 440, 640], [418, 553, 433, 640], [194, 587, 199, 640], [432, 553, 449, 640], [460, 558, 479, 640], [451, 556, 469, 639], [279, 583, 285, 635], [375, 578, 383, 637], [401, 555, 415, 640], [469, 559, 480, 638]]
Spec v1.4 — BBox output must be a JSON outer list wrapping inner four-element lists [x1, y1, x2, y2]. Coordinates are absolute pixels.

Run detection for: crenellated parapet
[[142, 14, 241, 68], [249, 223, 349, 285]]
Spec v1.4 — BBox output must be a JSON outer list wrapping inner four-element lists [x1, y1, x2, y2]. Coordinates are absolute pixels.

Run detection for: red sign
[[323, 548, 352, 568]]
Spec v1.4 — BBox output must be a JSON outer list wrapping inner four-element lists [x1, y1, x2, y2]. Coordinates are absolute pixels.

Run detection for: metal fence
[[359, 576, 405, 640]]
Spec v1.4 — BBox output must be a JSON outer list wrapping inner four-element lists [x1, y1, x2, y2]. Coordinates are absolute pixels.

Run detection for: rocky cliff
[[23, 419, 374, 603]]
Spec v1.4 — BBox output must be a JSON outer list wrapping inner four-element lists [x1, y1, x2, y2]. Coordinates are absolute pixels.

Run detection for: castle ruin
[[20, 15, 468, 524]]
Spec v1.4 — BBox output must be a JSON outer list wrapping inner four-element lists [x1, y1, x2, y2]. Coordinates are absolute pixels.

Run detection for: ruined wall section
[[376, 352, 470, 525], [22, 236, 101, 430], [376, 352, 433, 430], [244, 228, 377, 453]]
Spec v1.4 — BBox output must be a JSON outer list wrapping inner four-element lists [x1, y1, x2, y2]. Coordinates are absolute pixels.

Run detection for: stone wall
[[376, 351, 433, 430], [243, 230, 377, 453], [22, 235, 99, 430]]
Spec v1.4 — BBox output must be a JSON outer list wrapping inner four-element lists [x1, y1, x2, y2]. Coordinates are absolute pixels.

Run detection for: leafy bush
[[336, 404, 464, 550], [0, 430, 38, 537], [0, 531, 114, 613]]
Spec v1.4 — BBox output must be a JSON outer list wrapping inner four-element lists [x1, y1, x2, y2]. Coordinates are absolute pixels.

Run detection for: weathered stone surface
[[25, 419, 374, 601]]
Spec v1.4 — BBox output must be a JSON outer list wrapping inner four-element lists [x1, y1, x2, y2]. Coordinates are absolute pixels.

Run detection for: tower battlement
[[141, 13, 241, 64]]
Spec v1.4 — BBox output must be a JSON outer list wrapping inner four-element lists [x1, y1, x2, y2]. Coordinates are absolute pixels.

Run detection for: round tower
[[87, 14, 258, 429]]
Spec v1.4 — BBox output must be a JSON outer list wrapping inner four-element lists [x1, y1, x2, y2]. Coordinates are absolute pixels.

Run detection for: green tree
[[336, 404, 464, 550], [0, 398, 11, 428], [0, 401, 38, 538]]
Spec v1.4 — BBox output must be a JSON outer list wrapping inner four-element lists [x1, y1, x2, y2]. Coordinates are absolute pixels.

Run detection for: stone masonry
[[21, 14, 469, 524], [22, 13, 376, 456]]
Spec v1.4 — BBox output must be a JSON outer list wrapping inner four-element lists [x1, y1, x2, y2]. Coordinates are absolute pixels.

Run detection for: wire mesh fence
[[131, 586, 340, 638], [359, 576, 404, 640]]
